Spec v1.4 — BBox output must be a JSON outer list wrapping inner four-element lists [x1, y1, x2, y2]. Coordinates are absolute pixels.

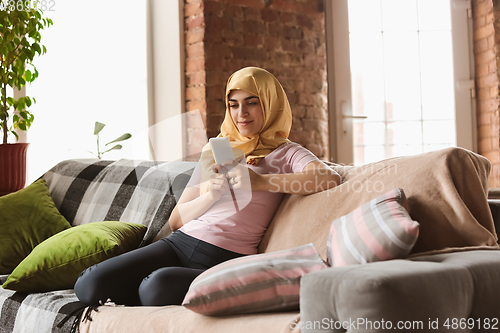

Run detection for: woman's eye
[[229, 104, 238, 108], [248, 102, 257, 106]]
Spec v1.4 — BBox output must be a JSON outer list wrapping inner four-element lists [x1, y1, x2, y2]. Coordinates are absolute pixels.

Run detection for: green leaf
[[94, 121, 105, 135], [103, 144, 123, 153], [105, 133, 132, 146], [24, 70, 32, 81]]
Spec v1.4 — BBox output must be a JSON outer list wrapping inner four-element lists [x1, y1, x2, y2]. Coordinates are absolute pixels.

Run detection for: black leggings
[[74, 231, 245, 306]]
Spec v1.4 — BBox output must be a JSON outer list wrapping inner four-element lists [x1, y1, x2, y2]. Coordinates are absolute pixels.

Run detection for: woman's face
[[228, 89, 264, 137]]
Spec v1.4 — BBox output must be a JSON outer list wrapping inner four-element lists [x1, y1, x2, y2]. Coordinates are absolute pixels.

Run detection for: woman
[[74, 67, 341, 307]]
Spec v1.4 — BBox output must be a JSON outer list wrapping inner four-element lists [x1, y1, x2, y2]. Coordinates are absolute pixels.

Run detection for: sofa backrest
[[43, 158, 196, 245]]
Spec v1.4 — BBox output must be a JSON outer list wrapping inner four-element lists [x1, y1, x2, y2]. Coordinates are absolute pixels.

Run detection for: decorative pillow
[[0, 178, 72, 274], [2, 221, 147, 292], [182, 243, 328, 316], [327, 188, 419, 267]]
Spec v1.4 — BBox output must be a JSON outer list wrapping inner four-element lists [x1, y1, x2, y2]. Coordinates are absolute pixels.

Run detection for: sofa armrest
[[299, 258, 477, 333]]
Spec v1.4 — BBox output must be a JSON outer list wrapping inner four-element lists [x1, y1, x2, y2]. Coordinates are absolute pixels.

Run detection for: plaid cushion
[[42, 158, 196, 244], [0, 158, 196, 333]]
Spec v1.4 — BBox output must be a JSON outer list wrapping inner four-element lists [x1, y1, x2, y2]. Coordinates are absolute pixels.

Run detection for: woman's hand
[[207, 169, 230, 201], [222, 160, 262, 191]]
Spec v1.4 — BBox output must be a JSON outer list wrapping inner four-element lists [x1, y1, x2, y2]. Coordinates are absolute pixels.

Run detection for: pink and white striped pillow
[[327, 188, 419, 267], [182, 243, 328, 316]]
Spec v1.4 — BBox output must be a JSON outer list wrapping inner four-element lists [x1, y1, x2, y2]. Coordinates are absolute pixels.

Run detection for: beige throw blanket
[[259, 147, 499, 258]]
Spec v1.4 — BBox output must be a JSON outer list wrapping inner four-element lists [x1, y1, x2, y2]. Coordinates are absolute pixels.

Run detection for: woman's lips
[[238, 121, 252, 126]]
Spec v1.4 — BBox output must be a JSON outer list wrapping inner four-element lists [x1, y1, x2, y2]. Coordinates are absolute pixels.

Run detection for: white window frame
[[325, 0, 476, 164]]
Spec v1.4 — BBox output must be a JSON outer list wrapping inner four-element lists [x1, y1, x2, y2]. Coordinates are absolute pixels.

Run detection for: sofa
[[0, 147, 499, 333]]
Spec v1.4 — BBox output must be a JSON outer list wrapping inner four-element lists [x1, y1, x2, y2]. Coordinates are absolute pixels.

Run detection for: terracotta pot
[[0, 143, 29, 196]]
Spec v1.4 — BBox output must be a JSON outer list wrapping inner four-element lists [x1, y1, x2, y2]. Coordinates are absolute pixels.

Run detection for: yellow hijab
[[199, 67, 292, 194]]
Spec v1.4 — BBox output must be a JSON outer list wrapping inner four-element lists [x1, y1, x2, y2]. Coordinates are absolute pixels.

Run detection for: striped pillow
[[182, 243, 328, 316], [327, 188, 419, 267]]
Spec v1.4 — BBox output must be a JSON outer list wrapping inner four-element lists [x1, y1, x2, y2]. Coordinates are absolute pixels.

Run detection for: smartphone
[[209, 137, 235, 172]]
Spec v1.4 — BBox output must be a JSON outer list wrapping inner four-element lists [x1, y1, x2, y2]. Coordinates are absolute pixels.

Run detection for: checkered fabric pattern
[[0, 158, 196, 333]]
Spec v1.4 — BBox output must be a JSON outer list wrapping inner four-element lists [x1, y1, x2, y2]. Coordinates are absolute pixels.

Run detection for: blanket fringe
[[57, 304, 99, 333]]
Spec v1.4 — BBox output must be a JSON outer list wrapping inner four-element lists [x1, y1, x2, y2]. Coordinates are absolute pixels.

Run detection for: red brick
[[186, 42, 205, 58], [231, 19, 244, 33], [222, 30, 244, 45], [243, 33, 263, 47], [186, 99, 207, 113], [306, 106, 327, 120], [288, 129, 314, 143], [478, 72, 499, 87], [264, 37, 281, 51], [224, 5, 244, 18], [187, 128, 209, 147], [474, 15, 486, 29], [283, 26, 304, 39], [475, 48, 496, 64], [282, 39, 298, 53], [302, 1, 322, 16], [185, 1, 203, 17], [206, 99, 226, 113], [186, 28, 204, 44], [188, 15, 205, 30], [185, 57, 205, 72], [206, 84, 226, 101], [477, 99, 499, 114], [474, 0, 493, 17], [186, 86, 206, 100], [205, 56, 226, 70], [479, 137, 494, 152], [482, 151, 499, 164], [186, 70, 206, 86], [205, 70, 230, 86], [279, 12, 296, 25], [262, 10, 279, 23], [474, 24, 494, 40], [226, 0, 265, 8], [268, 23, 284, 38], [243, 20, 267, 34], [204, 15, 231, 31], [203, 1, 224, 16], [271, 0, 303, 13], [297, 14, 313, 30], [473, 37, 488, 53], [293, 105, 307, 118], [487, 34, 495, 48], [242, 7, 261, 20], [298, 40, 315, 53], [205, 42, 232, 59], [299, 93, 318, 106]]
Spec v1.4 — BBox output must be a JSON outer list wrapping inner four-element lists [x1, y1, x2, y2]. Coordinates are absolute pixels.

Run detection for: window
[[326, 0, 475, 165], [26, 0, 149, 182]]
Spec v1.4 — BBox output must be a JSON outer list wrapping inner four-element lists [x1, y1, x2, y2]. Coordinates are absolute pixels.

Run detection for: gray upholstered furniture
[[300, 204, 500, 333]]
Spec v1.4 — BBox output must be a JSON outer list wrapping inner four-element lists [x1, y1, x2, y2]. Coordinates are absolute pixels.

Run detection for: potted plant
[[0, 3, 52, 196]]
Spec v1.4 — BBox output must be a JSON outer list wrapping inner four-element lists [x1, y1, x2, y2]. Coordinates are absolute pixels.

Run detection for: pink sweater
[[179, 142, 320, 254]]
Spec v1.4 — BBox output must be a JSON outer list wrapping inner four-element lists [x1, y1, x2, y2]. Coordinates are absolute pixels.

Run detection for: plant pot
[[0, 143, 29, 196]]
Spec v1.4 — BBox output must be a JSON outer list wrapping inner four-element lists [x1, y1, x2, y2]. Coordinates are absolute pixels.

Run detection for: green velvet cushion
[[0, 178, 72, 274], [2, 221, 147, 292]]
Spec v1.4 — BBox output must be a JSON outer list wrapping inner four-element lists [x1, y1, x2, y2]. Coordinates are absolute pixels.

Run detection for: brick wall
[[184, 0, 328, 161], [474, 0, 500, 188]]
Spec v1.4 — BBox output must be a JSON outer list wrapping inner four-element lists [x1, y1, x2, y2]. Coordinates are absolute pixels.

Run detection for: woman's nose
[[238, 106, 248, 117]]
